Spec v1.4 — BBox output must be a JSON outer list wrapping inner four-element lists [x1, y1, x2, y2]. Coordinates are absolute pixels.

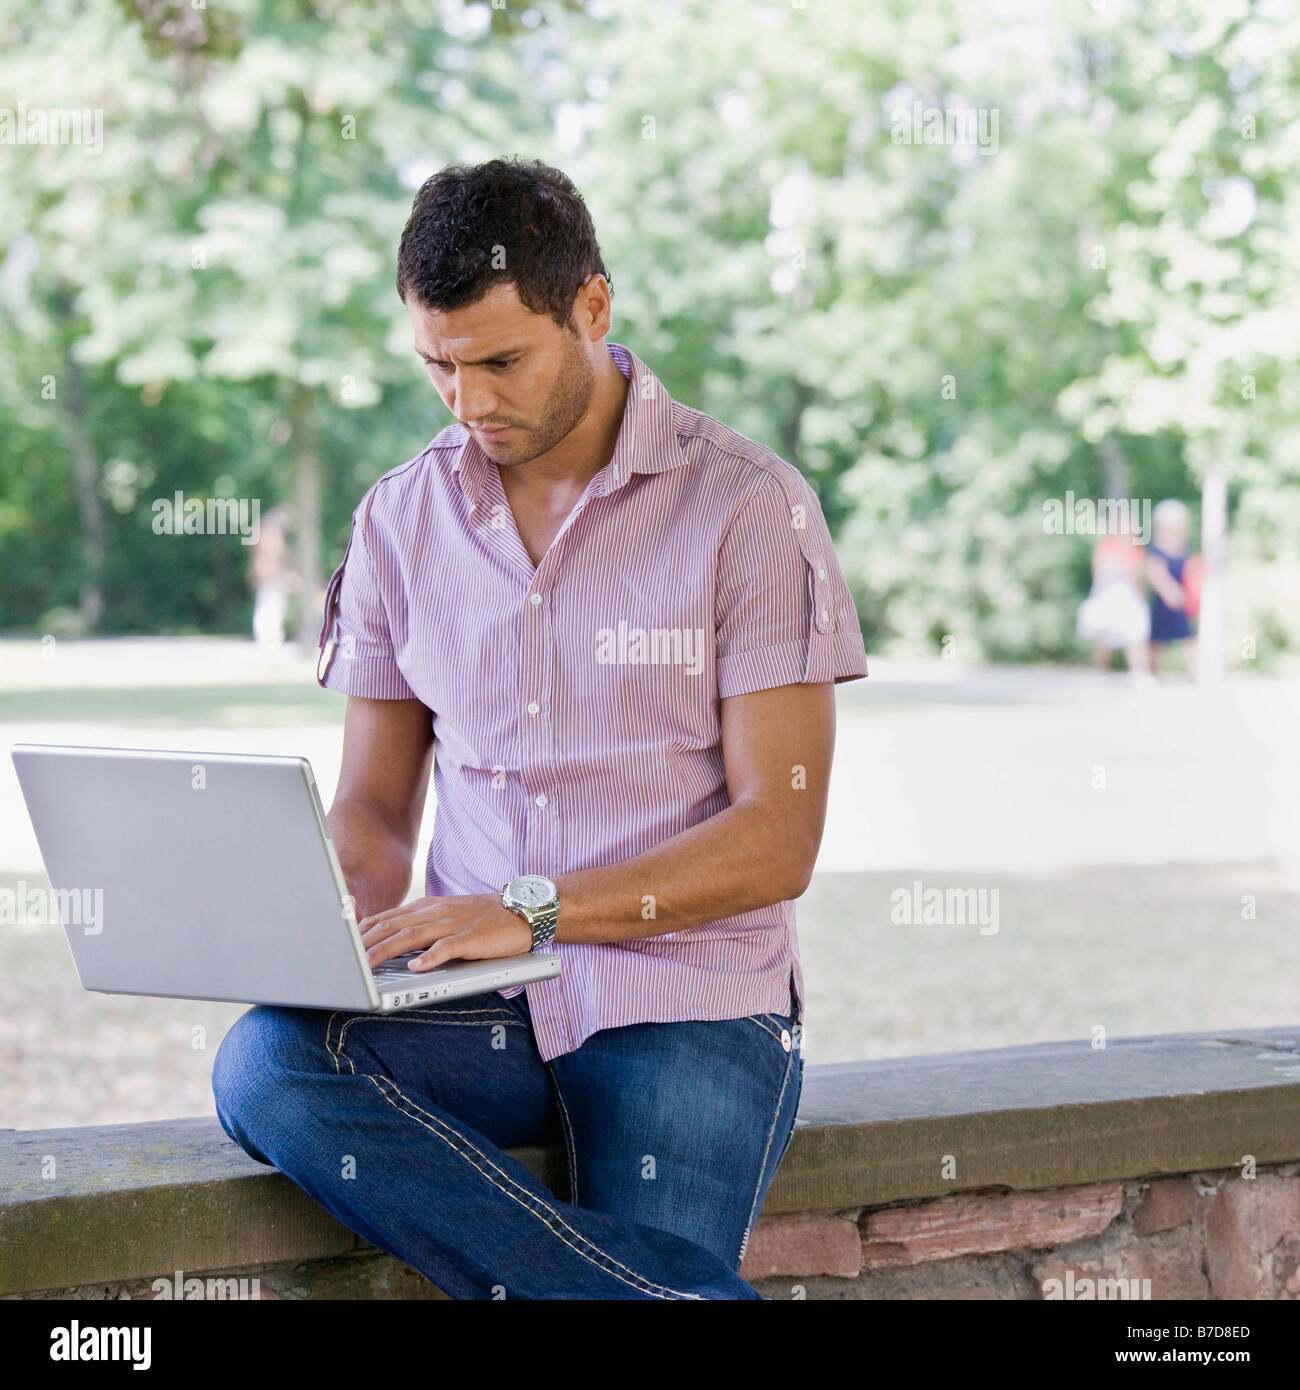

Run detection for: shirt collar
[[451, 341, 688, 509]]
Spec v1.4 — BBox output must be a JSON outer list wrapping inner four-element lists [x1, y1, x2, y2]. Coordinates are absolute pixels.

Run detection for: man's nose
[[449, 373, 497, 426]]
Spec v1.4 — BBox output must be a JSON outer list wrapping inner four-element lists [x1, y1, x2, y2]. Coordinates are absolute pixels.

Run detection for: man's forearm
[[328, 796, 416, 922], [552, 799, 810, 945]]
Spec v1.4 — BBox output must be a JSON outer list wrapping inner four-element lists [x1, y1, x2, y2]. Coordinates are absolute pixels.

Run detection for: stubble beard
[[492, 329, 596, 468]]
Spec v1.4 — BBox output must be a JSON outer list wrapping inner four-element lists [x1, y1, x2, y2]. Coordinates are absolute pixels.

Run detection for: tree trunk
[[1197, 466, 1227, 686], [59, 341, 105, 632], [779, 379, 814, 465], [292, 381, 324, 651], [1100, 437, 1128, 502]]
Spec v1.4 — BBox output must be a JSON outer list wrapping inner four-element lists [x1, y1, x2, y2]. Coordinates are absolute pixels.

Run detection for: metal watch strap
[[502, 881, 558, 951], [526, 902, 558, 950]]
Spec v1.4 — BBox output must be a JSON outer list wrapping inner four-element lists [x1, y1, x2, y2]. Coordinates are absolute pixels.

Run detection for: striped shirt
[[317, 341, 867, 1061]]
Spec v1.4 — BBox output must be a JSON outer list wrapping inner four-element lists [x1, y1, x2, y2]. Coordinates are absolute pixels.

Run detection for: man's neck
[[500, 347, 630, 501]]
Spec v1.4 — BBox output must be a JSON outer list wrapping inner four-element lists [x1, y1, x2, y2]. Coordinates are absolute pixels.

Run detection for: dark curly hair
[[396, 158, 612, 332]]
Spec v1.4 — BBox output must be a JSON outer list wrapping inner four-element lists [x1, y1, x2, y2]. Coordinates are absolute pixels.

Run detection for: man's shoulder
[[353, 424, 468, 523], [670, 399, 817, 512]]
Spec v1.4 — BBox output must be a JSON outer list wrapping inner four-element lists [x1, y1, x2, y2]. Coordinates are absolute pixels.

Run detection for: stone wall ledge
[[3, 1026, 1299, 1298]]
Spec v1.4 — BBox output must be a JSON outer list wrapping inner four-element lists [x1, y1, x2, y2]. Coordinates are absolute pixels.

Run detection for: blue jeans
[[211, 981, 803, 1300]]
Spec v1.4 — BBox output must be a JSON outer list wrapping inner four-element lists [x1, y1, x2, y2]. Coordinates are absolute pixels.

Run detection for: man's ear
[[571, 273, 610, 336]]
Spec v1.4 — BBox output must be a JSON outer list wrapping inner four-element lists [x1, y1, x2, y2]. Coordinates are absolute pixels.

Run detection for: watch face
[[511, 874, 555, 909]]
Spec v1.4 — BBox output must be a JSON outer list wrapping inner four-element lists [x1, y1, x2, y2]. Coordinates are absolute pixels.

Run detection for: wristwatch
[[501, 874, 560, 952]]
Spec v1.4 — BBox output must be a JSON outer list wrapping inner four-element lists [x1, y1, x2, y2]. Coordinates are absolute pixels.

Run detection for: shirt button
[[818, 566, 827, 580], [535, 793, 548, 808], [527, 701, 540, 715], [529, 593, 542, 606], [820, 608, 829, 624], [780, 1028, 792, 1052]]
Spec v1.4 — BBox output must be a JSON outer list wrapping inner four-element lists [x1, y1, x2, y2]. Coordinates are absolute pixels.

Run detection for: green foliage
[[0, 0, 1297, 664]]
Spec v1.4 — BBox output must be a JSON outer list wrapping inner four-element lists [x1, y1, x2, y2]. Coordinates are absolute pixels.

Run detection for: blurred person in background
[[1076, 516, 1151, 675], [248, 504, 296, 651], [1146, 498, 1198, 678]]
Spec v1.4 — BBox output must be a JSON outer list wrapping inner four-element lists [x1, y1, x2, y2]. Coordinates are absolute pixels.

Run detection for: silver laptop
[[9, 743, 560, 1012]]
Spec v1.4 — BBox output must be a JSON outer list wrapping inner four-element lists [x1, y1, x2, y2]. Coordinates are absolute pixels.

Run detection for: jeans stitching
[[743, 1014, 787, 1045], [737, 1043, 797, 1265], [325, 1007, 520, 1075], [328, 1010, 522, 1073], [358, 1070, 704, 1300], [364, 1017, 526, 1029], [327, 1008, 705, 1299], [549, 1074, 581, 1207], [387, 1007, 525, 1020], [326, 1010, 343, 1074]]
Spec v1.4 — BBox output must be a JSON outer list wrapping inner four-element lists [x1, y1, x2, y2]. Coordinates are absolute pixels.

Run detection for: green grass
[[0, 683, 345, 725]]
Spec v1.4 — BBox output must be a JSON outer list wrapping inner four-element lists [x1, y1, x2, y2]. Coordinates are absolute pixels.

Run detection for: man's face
[[406, 279, 597, 467], [1155, 522, 1188, 552]]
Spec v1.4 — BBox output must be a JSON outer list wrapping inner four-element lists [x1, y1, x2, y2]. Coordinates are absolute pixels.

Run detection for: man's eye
[[426, 359, 516, 371]]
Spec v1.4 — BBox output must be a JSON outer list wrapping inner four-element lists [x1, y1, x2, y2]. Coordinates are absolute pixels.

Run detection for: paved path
[[1, 638, 1296, 1127]]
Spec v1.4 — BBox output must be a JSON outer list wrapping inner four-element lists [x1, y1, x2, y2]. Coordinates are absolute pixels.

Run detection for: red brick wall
[[742, 1164, 1300, 1300]]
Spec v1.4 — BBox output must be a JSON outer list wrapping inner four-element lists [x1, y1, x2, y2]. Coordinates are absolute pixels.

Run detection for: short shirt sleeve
[[316, 498, 417, 700], [715, 468, 868, 699]]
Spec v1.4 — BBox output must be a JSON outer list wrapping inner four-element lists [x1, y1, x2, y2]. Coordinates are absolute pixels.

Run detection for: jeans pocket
[[735, 1012, 803, 1266], [743, 1011, 795, 1052], [769, 1053, 803, 1174]]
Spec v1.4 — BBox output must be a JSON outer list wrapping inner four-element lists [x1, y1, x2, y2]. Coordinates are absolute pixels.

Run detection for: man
[[213, 157, 867, 1300], [1145, 498, 1198, 678]]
